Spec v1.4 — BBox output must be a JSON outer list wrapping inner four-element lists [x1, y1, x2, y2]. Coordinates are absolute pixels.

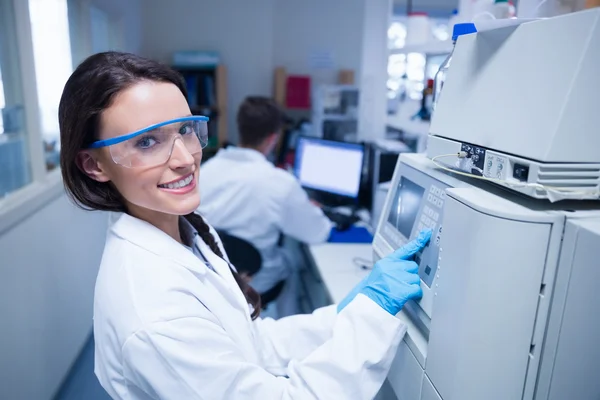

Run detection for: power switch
[[513, 163, 530, 182]]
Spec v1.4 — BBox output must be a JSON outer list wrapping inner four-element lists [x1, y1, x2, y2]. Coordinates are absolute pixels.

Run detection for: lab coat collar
[[110, 213, 208, 276], [216, 146, 269, 164]]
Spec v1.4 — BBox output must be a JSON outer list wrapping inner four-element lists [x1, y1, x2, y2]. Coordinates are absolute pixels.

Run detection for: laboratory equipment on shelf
[[311, 84, 359, 142], [412, 79, 434, 122], [427, 9, 600, 201], [373, 152, 600, 400], [432, 23, 477, 110]]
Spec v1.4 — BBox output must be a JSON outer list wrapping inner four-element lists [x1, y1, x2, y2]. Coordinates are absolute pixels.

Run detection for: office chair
[[216, 230, 285, 309]]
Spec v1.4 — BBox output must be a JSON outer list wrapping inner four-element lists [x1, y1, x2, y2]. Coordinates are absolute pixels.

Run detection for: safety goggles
[[87, 116, 209, 168]]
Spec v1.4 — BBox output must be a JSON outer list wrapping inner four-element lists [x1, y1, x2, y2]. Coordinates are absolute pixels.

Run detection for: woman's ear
[[76, 150, 111, 182]]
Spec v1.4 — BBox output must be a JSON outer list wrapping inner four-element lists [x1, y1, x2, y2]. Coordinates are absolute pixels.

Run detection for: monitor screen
[[295, 137, 364, 198], [387, 177, 425, 238]]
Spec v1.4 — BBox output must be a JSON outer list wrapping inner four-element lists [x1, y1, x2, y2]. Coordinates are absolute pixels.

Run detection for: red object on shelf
[[285, 75, 311, 109]]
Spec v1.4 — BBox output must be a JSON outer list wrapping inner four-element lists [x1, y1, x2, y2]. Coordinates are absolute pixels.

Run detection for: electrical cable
[[352, 256, 373, 271]]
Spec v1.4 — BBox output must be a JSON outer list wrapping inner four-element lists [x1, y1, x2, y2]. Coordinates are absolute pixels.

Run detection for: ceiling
[[393, 0, 459, 17]]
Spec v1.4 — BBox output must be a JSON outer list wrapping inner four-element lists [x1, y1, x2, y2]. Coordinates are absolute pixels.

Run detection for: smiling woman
[[55, 51, 421, 400]]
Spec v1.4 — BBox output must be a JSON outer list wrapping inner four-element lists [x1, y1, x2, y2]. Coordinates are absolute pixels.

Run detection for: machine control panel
[[380, 176, 448, 288]]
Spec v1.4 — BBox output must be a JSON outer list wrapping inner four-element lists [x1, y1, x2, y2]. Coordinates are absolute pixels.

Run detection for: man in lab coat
[[197, 96, 333, 317]]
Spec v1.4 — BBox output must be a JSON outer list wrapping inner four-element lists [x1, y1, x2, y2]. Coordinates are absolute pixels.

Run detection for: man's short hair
[[236, 96, 285, 147]]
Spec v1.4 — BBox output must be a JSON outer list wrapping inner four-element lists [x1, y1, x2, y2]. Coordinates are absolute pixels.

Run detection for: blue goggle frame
[[87, 116, 210, 149]]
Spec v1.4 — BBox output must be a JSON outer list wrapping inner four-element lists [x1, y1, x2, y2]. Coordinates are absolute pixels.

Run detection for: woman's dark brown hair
[[59, 51, 261, 319]]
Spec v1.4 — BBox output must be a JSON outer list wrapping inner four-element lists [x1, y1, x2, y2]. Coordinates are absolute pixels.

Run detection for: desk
[[299, 242, 372, 312], [299, 242, 402, 400]]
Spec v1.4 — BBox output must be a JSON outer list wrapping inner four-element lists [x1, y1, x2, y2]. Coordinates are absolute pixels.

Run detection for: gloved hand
[[337, 229, 432, 315]]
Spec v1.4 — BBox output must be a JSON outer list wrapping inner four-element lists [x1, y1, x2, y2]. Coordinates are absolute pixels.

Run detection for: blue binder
[[328, 226, 373, 243]]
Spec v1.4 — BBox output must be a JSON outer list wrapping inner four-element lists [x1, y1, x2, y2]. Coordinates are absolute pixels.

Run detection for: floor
[[54, 335, 111, 400]]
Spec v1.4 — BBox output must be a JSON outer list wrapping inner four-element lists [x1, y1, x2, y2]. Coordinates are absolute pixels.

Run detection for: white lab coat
[[197, 147, 332, 294], [93, 212, 407, 399]]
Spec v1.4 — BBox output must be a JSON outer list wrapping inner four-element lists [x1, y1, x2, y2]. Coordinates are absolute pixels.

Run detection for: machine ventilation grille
[[537, 166, 600, 188]]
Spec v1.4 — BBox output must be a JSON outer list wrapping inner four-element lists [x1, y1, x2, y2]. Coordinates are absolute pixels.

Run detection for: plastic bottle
[[432, 22, 477, 111], [492, 0, 516, 18], [406, 12, 431, 46]]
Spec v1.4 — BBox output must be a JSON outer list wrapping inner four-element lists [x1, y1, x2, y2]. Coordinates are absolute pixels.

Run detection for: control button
[[440, 191, 446, 200], [427, 194, 434, 202], [433, 211, 439, 221], [429, 186, 435, 193], [418, 222, 425, 231]]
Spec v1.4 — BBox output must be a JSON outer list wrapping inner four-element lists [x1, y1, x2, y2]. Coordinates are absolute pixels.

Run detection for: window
[[28, 0, 73, 171], [387, 17, 451, 102], [0, 68, 5, 134], [0, 0, 33, 198]]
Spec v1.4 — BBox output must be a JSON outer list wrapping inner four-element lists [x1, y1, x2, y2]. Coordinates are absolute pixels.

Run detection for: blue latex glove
[[337, 229, 432, 315]]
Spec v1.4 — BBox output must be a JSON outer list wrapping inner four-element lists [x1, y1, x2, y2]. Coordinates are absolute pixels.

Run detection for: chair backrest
[[216, 230, 262, 277]]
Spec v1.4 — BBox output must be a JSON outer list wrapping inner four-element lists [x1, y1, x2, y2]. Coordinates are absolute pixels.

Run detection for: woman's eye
[[135, 136, 158, 149], [179, 123, 194, 135]]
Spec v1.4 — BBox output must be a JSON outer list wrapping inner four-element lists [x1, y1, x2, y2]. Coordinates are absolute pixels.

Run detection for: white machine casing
[[373, 153, 600, 400], [426, 9, 600, 200]]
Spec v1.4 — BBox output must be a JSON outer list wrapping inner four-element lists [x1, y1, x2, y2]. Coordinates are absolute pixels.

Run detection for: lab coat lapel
[[195, 237, 253, 323], [111, 214, 208, 277], [191, 269, 259, 363]]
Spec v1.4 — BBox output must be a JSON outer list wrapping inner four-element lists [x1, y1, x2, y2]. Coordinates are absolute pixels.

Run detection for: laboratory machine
[[427, 9, 600, 202], [372, 9, 600, 400], [374, 153, 600, 400]]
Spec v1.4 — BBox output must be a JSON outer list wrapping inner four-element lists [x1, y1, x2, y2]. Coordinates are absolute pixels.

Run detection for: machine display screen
[[387, 177, 425, 238]]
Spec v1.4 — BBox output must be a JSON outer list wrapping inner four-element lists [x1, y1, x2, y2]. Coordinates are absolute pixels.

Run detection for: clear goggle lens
[[89, 117, 208, 168]]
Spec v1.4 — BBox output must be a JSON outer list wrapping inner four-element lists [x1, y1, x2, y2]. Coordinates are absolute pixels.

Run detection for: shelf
[[390, 41, 453, 56], [319, 114, 358, 122]]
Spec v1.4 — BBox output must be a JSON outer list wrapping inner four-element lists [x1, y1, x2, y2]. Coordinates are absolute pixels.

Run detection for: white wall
[[0, 193, 107, 400], [91, 0, 142, 53], [272, 0, 364, 85], [69, 0, 142, 66], [140, 0, 276, 144], [140, 0, 367, 143]]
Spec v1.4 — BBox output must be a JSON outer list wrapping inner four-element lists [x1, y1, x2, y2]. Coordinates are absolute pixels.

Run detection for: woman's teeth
[[158, 175, 193, 189]]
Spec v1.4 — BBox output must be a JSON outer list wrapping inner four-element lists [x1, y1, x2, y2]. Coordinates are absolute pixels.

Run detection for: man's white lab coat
[[197, 147, 332, 313]]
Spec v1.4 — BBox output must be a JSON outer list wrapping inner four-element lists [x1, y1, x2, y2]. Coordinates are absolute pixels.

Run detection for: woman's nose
[[169, 138, 196, 168]]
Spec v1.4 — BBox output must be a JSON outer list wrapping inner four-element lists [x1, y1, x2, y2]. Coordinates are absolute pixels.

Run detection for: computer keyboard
[[323, 209, 360, 231]]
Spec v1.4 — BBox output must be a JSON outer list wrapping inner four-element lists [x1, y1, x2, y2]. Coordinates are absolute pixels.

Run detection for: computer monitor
[[294, 136, 364, 202]]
